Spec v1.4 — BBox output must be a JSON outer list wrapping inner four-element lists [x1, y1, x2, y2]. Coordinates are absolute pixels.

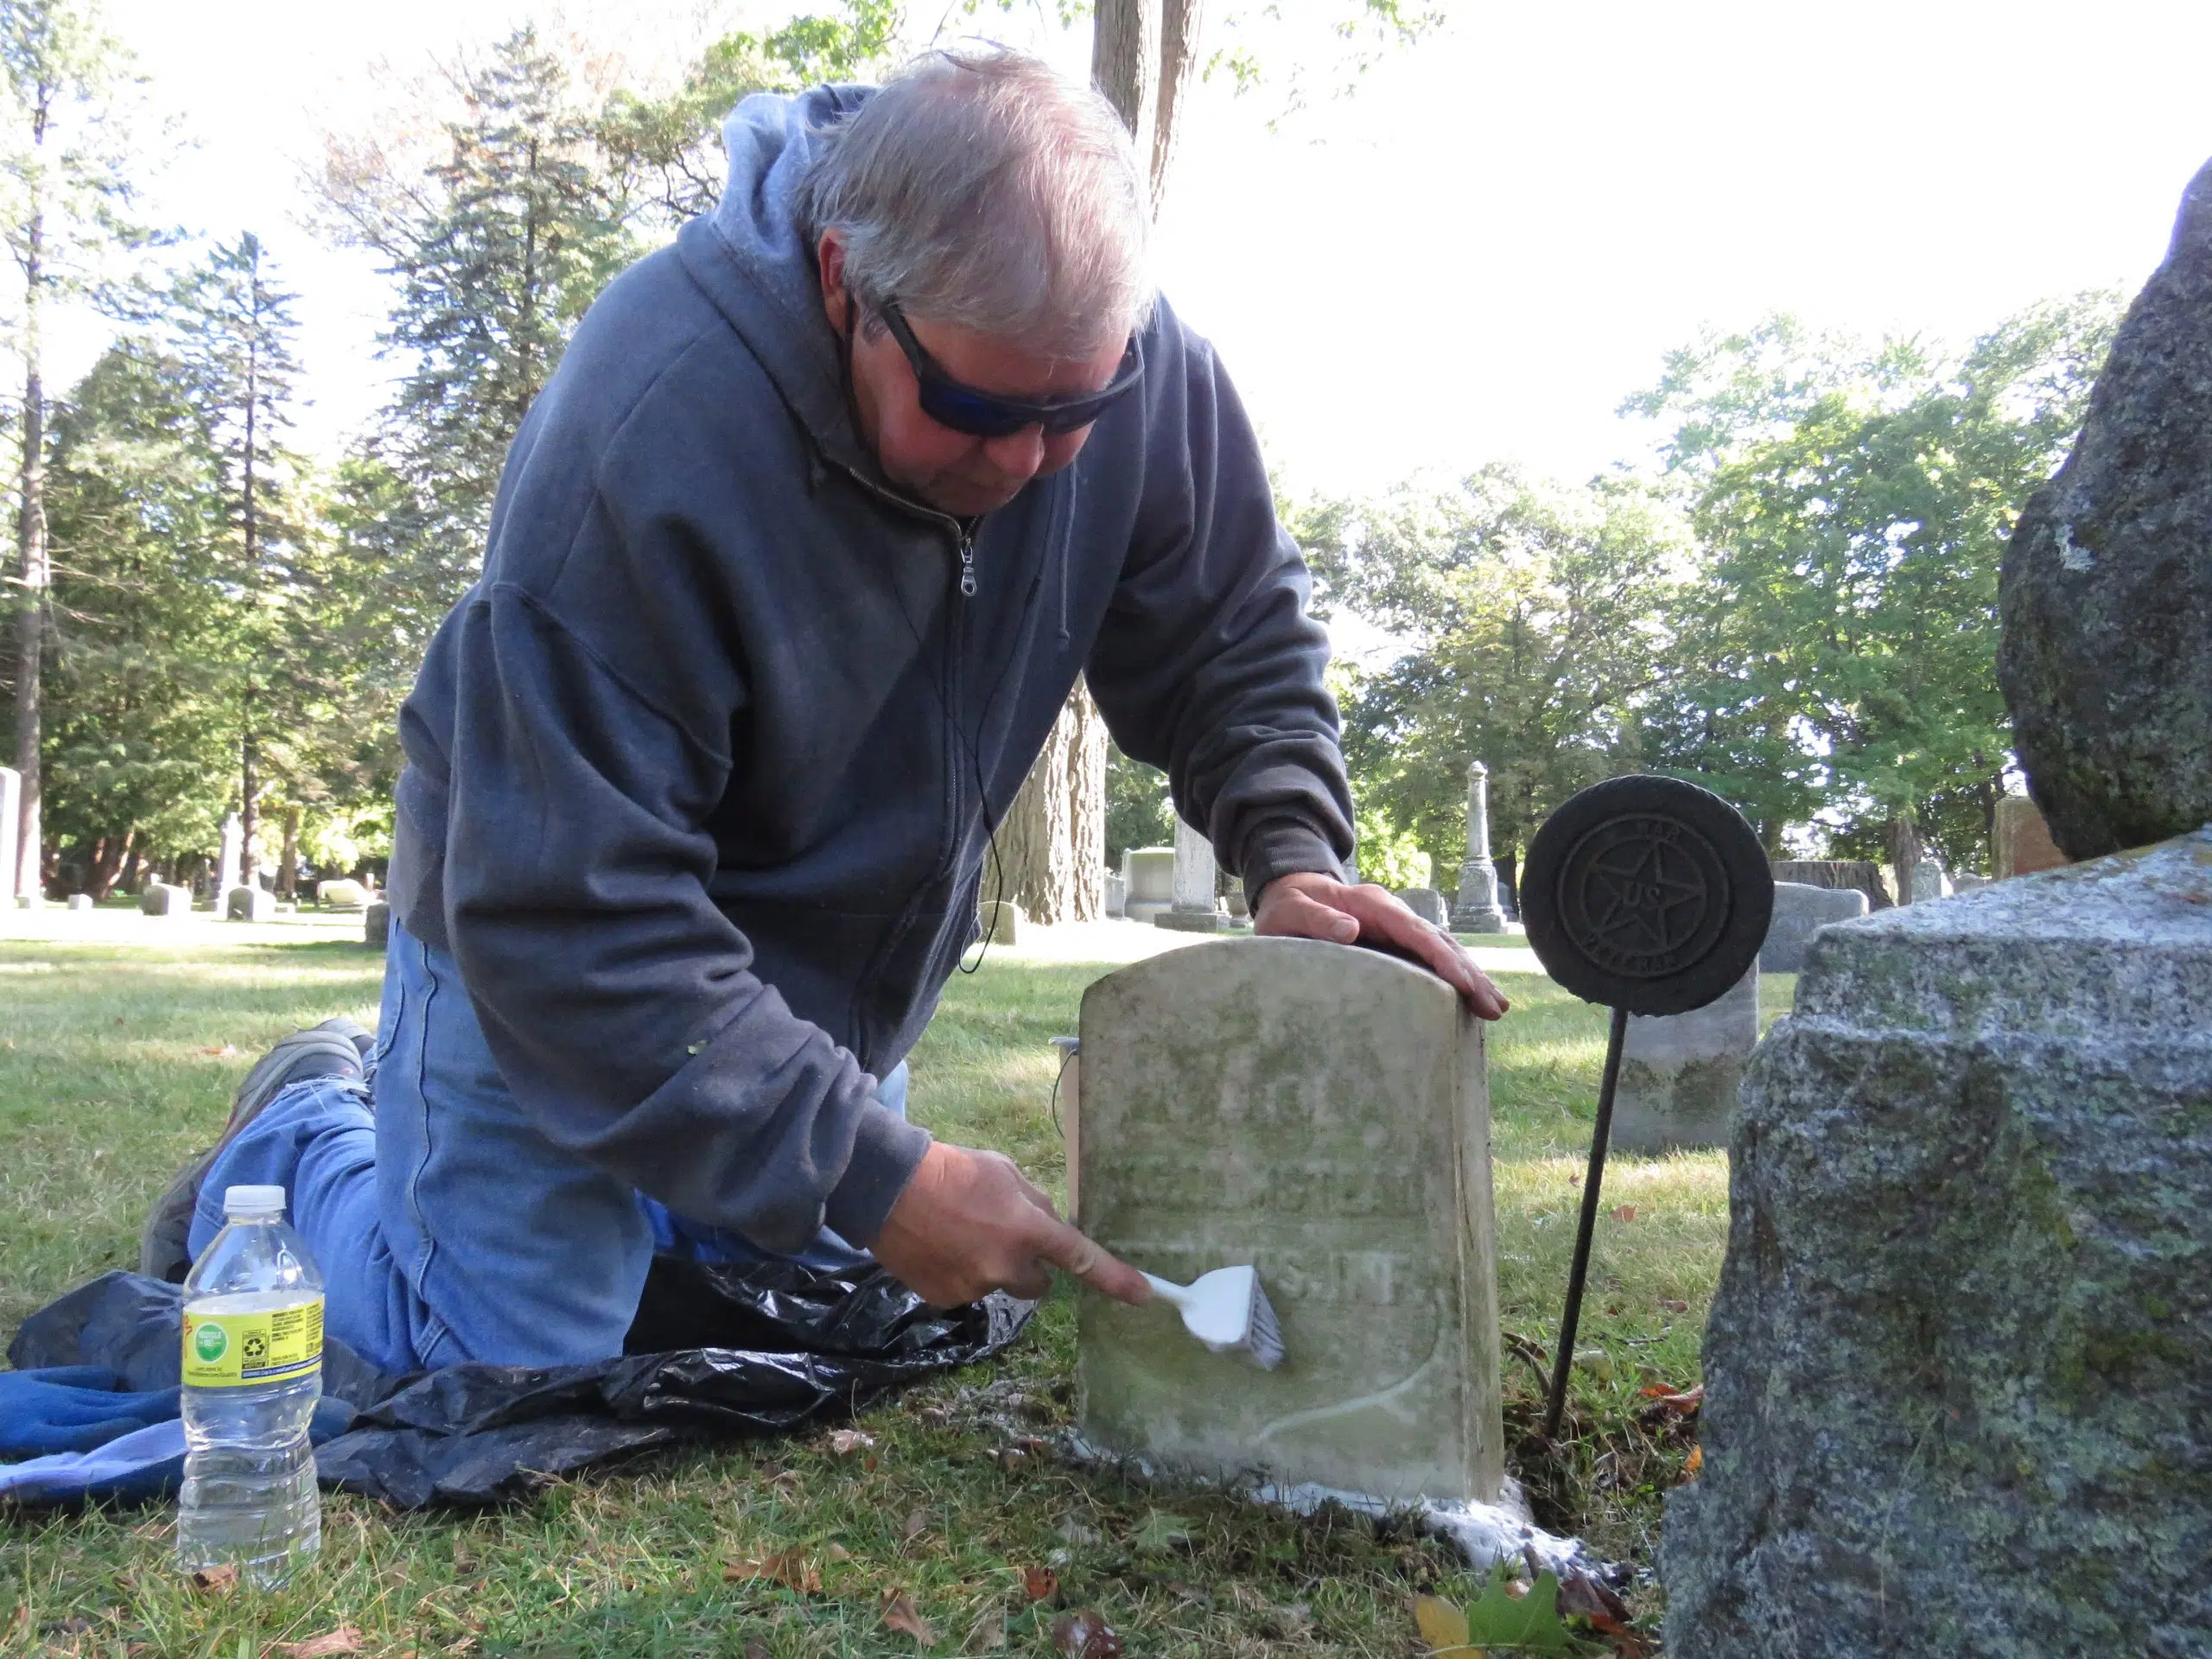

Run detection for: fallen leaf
[[829, 1428, 876, 1457], [903, 1508, 931, 1542], [188, 1563, 238, 1594], [200, 1045, 238, 1058], [1659, 1298, 1689, 1313], [767, 1468, 802, 1498], [1556, 1570, 1631, 1628], [275, 1627, 366, 1658], [1057, 1516, 1102, 1547], [1683, 1445, 1704, 1478], [1131, 1509, 1193, 1554], [1050, 1608, 1123, 1658], [745, 1641, 770, 1659], [1414, 1593, 1471, 1652], [1022, 1566, 1059, 1603], [1611, 1204, 1637, 1222], [725, 1548, 822, 1594], [1639, 1383, 1704, 1418], [880, 1590, 936, 1646]]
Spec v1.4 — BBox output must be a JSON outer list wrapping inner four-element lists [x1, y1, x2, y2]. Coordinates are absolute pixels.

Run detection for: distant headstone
[[1103, 871, 1127, 918], [1611, 965, 1760, 1155], [364, 900, 391, 951], [224, 884, 276, 923], [1224, 879, 1249, 920], [1121, 847, 1175, 925], [1907, 857, 1950, 905], [1451, 761, 1507, 933], [1950, 872, 1991, 893], [1760, 881, 1867, 975], [1994, 795, 2068, 879], [140, 883, 191, 918], [1155, 819, 1228, 933], [1770, 859, 1892, 912], [1665, 832, 2212, 1657], [14, 893, 39, 909], [318, 879, 368, 910], [67, 893, 92, 912], [0, 765, 18, 905], [1999, 160, 2212, 861], [1077, 937, 1503, 1503], [1396, 887, 1447, 926], [978, 898, 1023, 946], [216, 812, 244, 896]]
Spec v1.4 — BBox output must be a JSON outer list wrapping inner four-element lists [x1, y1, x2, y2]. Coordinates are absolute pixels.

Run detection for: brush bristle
[[1243, 1276, 1286, 1370]]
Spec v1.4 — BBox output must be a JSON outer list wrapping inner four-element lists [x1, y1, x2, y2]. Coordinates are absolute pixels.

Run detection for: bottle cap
[[223, 1184, 288, 1217]]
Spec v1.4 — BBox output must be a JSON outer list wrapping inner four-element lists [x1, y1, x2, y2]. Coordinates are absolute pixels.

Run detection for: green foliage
[[1351, 800, 1428, 888], [1104, 741, 1173, 863], [1308, 467, 1683, 867], [1636, 297, 2119, 868]]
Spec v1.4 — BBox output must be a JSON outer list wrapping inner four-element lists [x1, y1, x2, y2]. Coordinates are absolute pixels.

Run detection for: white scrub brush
[[1140, 1265, 1285, 1370]]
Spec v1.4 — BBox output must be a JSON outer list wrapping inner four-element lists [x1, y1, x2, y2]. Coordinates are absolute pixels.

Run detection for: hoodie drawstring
[[1055, 466, 1079, 649]]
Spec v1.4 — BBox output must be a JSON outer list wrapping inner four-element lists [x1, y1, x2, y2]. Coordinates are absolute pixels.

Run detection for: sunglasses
[[875, 299, 1143, 439]]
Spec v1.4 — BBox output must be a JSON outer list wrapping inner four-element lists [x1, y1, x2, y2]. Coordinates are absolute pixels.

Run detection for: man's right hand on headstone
[[870, 1142, 1153, 1310]]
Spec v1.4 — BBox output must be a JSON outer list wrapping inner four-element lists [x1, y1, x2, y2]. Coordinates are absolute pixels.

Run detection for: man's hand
[[869, 1142, 1154, 1310], [1255, 871, 1511, 1019]]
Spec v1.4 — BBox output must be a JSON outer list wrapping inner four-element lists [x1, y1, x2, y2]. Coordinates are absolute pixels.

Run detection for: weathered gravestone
[[1155, 819, 1228, 933], [1759, 880, 1868, 975], [1665, 837, 2212, 1656], [225, 884, 276, 923], [1907, 856, 1951, 905], [216, 813, 245, 896], [0, 764, 18, 905], [1077, 937, 1503, 1503], [140, 882, 191, 918], [1770, 858, 1892, 911], [318, 878, 368, 910], [1609, 965, 1759, 1155], [977, 898, 1022, 946], [1120, 847, 1174, 925], [67, 893, 92, 912], [1999, 157, 2212, 862], [1103, 871, 1127, 918], [364, 900, 391, 951], [1994, 792, 2068, 879], [1396, 887, 1446, 926]]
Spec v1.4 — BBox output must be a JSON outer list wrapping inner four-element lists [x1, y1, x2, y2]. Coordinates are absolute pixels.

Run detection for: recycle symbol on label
[[242, 1331, 270, 1364], [192, 1322, 227, 1363]]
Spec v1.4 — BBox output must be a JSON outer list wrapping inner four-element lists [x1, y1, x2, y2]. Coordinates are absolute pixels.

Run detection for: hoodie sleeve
[[1085, 321, 1357, 903], [433, 567, 931, 1255]]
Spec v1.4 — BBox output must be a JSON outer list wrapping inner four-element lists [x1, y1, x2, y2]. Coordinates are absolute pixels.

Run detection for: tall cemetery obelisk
[[1450, 760, 1507, 932]]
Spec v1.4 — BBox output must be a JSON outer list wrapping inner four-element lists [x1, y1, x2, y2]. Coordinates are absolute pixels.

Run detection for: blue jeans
[[190, 918, 908, 1376]]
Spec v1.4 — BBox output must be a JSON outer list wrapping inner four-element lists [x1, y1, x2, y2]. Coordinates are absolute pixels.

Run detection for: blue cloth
[[194, 918, 909, 1375], [385, 80, 1352, 1262], [0, 1368, 179, 1455], [0, 1396, 355, 1508]]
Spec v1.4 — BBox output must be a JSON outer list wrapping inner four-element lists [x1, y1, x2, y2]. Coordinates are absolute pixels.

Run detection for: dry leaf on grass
[[744, 1640, 770, 1659], [880, 1589, 936, 1645], [1050, 1608, 1123, 1657], [1683, 1444, 1704, 1478], [1611, 1203, 1638, 1222], [725, 1548, 822, 1594], [188, 1563, 238, 1594], [1638, 1383, 1704, 1417], [1658, 1298, 1689, 1313], [274, 1626, 366, 1658], [828, 1428, 875, 1457], [1022, 1566, 1059, 1603], [903, 1508, 931, 1542]]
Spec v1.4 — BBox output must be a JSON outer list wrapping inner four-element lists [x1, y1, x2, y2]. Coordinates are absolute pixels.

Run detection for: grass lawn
[[0, 918, 1789, 1656]]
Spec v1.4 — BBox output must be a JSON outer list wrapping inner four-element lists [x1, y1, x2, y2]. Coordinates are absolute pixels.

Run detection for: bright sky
[[64, 0, 2212, 501]]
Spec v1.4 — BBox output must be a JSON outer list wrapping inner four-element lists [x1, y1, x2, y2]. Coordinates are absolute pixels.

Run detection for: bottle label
[[181, 1298, 325, 1388]]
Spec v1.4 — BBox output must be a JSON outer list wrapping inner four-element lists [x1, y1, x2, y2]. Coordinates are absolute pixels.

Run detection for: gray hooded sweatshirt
[[386, 86, 1354, 1255]]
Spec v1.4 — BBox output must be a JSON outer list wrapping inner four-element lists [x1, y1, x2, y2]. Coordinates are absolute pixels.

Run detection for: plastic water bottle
[[177, 1184, 325, 1586]]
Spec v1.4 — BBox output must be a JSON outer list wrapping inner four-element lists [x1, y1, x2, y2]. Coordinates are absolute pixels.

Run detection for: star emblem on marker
[[1580, 841, 1705, 955]]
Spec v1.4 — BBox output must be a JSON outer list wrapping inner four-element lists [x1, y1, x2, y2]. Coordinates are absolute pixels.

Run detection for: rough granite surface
[[1999, 157, 2212, 859], [1664, 832, 2212, 1657]]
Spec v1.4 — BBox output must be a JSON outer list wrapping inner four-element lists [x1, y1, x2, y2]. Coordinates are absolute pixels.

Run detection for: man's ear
[[817, 231, 849, 332]]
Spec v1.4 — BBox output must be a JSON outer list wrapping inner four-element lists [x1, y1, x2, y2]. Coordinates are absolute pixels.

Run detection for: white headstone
[[224, 884, 276, 923], [217, 812, 244, 896], [1078, 938, 1503, 1502], [1121, 847, 1176, 923], [67, 893, 93, 912], [1154, 820, 1228, 932], [140, 882, 192, 918], [1761, 882, 1870, 975], [1397, 887, 1448, 926], [1611, 965, 1761, 1154], [1103, 871, 1128, 918]]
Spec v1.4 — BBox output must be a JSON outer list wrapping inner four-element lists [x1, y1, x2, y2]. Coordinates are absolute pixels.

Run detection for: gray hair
[[796, 46, 1154, 358]]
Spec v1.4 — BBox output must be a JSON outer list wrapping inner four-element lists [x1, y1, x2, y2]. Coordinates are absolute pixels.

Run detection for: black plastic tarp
[[8, 1260, 1032, 1508]]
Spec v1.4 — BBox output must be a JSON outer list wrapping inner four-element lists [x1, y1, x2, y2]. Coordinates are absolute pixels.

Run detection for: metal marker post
[[1545, 1002, 1630, 1441]]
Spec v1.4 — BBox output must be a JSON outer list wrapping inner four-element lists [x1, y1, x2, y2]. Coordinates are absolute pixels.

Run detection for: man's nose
[[982, 423, 1047, 482]]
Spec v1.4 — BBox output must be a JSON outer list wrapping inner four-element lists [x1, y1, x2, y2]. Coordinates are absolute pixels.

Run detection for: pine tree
[[0, 0, 156, 899]]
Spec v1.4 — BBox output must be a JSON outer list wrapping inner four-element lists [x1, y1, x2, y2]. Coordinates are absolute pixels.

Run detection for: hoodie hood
[[695, 86, 879, 481]]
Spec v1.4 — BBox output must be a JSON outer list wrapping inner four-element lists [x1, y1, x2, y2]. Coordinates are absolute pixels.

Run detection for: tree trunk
[[88, 828, 130, 900], [276, 804, 300, 899], [1150, 0, 1206, 211], [996, 678, 1107, 925], [1090, 0, 1160, 211], [239, 697, 260, 885], [12, 227, 45, 903]]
